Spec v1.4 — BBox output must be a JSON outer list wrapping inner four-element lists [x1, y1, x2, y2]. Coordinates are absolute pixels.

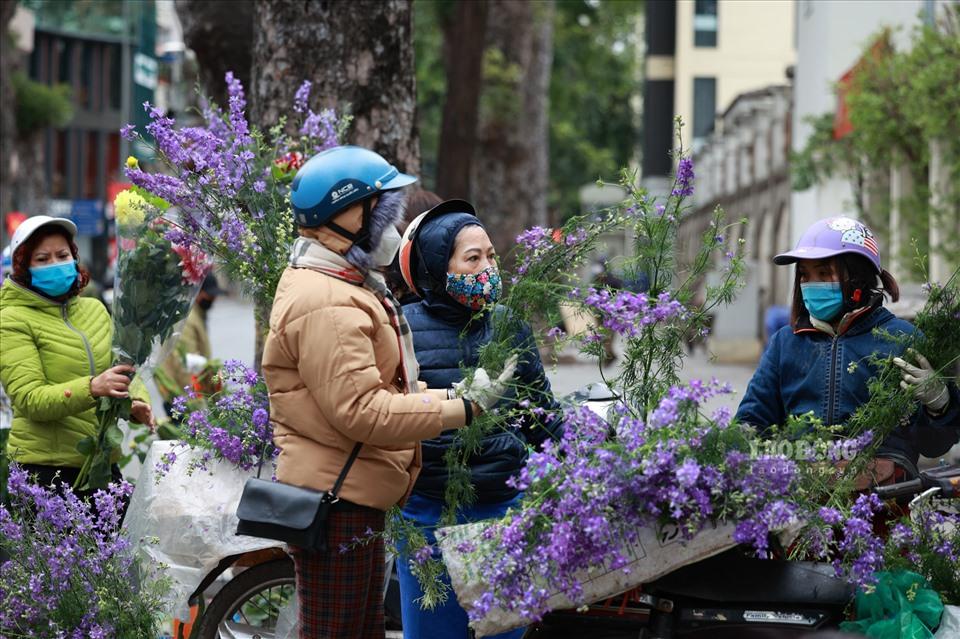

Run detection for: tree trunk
[[174, 0, 254, 108], [251, 0, 419, 175], [248, 0, 419, 368], [1, 0, 19, 240], [12, 135, 46, 216], [434, 0, 489, 200], [471, 0, 553, 268]]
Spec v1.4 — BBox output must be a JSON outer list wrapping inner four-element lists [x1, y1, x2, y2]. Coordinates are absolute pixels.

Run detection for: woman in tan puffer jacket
[[263, 146, 509, 639]]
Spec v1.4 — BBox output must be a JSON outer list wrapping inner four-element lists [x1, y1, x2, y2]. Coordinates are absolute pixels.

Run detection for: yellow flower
[[126, 155, 139, 169], [114, 189, 147, 227]]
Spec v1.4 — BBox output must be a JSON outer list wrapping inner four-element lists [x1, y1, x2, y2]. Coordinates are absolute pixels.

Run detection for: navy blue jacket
[[401, 210, 562, 503], [736, 304, 960, 472]]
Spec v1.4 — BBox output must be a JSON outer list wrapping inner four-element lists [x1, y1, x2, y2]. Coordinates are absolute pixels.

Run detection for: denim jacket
[[736, 304, 960, 472]]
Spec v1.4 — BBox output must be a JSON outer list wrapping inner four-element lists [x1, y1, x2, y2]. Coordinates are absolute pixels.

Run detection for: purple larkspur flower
[[1, 465, 150, 633], [672, 157, 694, 197], [582, 288, 687, 337], [300, 108, 340, 152], [293, 80, 312, 113]]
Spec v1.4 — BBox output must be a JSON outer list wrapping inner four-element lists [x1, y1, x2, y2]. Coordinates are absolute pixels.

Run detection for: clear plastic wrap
[[110, 193, 210, 375], [122, 440, 283, 619], [935, 605, 960, 638]]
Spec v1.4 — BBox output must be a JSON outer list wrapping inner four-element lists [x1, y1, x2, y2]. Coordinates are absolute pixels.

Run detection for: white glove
[[185, 353, 209, 374], [894, 348, 949, 413], [452, 355, 519, 411]]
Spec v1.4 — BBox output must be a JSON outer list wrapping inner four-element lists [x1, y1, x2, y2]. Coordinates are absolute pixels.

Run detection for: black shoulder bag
[[236, 442, 362, 552]]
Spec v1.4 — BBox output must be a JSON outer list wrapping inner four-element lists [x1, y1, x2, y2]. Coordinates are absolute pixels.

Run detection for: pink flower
[[173, 243, 211, 286]]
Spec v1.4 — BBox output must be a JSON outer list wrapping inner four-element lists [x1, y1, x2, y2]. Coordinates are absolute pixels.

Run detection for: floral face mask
[[445, 266, 502, 311]]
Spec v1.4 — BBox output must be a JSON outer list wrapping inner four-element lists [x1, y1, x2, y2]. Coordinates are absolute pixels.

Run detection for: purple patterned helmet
[[774, 216, 881, 273]]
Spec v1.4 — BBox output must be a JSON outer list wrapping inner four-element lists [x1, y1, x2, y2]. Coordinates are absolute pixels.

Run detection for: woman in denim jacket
[[736, 217, 959, 479]]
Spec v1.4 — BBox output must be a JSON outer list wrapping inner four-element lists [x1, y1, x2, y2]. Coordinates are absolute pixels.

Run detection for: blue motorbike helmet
[[290, 145, 417, 249]]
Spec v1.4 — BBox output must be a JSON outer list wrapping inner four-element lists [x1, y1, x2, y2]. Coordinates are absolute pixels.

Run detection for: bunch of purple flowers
[[460, 379, 812, 622], [123, 73, 348, 317], [582, 288, 688, 337], [159, 359, 275, 477], [0, 465, 168, 637]]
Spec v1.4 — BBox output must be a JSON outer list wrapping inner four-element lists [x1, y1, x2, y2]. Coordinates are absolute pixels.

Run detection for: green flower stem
[[73, 394, 132, 491]]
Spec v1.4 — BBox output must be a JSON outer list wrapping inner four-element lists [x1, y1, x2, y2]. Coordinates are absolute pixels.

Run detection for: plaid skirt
[[290, 503, 386, 639]]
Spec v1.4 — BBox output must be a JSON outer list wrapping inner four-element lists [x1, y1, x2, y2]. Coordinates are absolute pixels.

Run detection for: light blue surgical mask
[[800, 281, 844, 321], [29, 259, 78, 297]]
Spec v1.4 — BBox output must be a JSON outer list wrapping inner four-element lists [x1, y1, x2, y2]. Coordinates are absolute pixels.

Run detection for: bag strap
[[330, 442, 363, 498], [255, 441, 363, 498]]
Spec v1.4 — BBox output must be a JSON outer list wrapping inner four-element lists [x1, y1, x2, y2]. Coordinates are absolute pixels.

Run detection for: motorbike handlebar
[[873, 478, 923, 499], [873, 464, 960, 500]]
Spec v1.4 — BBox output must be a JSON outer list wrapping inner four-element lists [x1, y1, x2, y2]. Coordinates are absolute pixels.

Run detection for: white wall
[[790, 0, 925, 246]]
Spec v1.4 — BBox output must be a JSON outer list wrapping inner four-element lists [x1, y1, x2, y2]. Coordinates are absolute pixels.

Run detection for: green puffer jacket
[[0, 278, 146, 467]]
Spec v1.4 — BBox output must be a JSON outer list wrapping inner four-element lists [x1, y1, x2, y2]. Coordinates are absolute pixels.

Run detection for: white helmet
[[10, 215, 78, 258]]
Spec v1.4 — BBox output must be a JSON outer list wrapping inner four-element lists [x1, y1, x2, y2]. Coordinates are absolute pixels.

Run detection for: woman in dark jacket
[[395, 200, 562, 639], [736, 217, 959, 480]]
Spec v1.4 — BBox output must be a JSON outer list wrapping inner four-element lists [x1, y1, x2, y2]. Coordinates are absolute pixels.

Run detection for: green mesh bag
[[840, 571, 944, 639]]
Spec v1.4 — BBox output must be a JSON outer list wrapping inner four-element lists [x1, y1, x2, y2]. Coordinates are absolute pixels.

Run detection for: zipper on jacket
[[826, 335, 840, 426], [61, 304, 97, 376]]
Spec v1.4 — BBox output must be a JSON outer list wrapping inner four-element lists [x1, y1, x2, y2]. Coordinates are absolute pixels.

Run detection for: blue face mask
[[29, 259, 78, 297], [800, 281, 844, 321]]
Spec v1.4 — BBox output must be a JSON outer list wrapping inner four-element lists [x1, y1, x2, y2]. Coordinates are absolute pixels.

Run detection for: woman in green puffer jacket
[[0, 215, 153, 492]]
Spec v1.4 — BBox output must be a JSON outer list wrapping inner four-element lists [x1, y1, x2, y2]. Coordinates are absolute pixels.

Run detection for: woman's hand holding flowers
[[91, 364, 136, 398], [894, 348, 949, 414], [453, 354, 519, 412]]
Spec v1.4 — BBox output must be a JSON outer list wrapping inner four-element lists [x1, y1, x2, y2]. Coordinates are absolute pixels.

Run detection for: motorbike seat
[[646, 549, 853, 606]]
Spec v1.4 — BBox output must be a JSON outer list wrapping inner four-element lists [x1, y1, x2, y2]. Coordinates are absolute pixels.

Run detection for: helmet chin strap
[[324, 198, 374, 252]]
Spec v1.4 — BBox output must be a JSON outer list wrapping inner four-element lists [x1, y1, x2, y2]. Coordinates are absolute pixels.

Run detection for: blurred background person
[[156, 274, 224, 418]]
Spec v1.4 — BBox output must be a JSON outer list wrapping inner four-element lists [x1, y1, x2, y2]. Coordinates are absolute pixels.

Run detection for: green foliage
[[413, 0, 447, 190], [478, 47, 523, 124], [549, 0, 641, 218], [790, 11, 960, 277], [19, 0, 131, 38], [839, 267, 960, 461], [12, 72, 73, 136], [413, 0, 641, 213], [385, 506, 451, 609]]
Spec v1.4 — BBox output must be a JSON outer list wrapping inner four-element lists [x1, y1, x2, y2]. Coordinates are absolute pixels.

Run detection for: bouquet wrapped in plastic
[[74, 187, 210, 490]]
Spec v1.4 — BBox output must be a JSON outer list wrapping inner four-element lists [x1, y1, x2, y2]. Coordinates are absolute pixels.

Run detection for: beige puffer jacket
[[262, 266, 466, 511]]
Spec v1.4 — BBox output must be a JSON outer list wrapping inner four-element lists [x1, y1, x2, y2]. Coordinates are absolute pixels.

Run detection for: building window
[[693, 77, 716, 141], [80, 41, 93, 109], [50, 130, 69, 198], [105, 132, 120, 180], [57, 39, 72, 85], [694, 0, 718, 47], [83, 131, 100, 199]]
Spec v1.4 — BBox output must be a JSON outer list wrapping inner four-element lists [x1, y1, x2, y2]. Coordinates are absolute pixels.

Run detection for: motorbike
[[522, 463, 960, 639], [126, 440, 402, 639], [177, 551, 403, 639]]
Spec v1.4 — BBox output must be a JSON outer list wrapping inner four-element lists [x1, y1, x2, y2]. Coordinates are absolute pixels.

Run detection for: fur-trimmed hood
[[344, 189, 407, 271]]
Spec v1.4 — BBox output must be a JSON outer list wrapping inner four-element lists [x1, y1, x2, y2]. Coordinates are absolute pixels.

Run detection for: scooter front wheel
[[194, 557, 296, 639]]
